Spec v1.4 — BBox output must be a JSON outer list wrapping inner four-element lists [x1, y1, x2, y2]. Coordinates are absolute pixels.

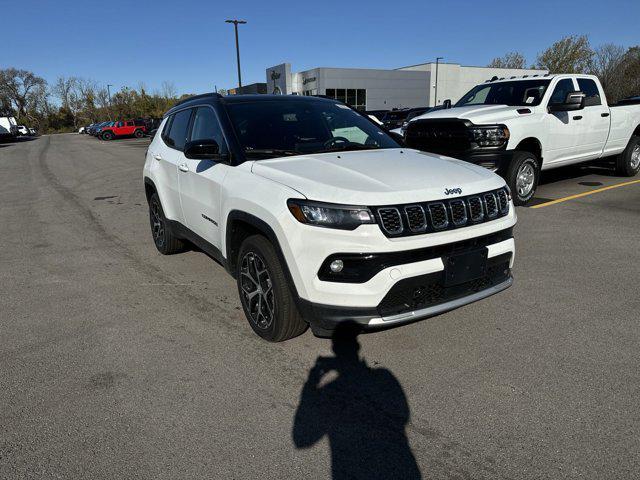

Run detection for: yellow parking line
[[531, 179, 640, 209]]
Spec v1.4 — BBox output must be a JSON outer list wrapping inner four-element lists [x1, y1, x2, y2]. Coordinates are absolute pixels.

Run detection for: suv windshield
[[456, 79, 551, 107], [226, 100, 400, 158]]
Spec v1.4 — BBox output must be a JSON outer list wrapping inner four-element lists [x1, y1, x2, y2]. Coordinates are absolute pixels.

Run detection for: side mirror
[[443, 99, 452, 109], [548, 91, 585, 112], [388, 131, 405, 145], [184, 139, 225, 160]]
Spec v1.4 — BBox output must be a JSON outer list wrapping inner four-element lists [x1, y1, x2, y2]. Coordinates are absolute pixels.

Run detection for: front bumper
[[280, 204, 516, 334], [457, 150, 517, 173]]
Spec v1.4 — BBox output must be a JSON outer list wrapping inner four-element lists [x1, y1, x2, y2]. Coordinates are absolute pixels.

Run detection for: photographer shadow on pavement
[[292, 322, 422, 480]]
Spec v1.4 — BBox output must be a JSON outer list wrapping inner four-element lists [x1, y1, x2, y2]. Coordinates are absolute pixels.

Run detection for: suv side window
[[117, 121, 124, 127], [126, 121, 134, 127], [189, 106, 228, 154], [165, 108, 193, 150], [577, 79, 602, 106], [549, 79, 576, 105]]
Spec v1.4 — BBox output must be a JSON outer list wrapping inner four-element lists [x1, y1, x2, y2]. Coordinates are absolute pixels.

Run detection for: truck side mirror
[[548, 91, 585, 112], [443, 99, 452, 109]]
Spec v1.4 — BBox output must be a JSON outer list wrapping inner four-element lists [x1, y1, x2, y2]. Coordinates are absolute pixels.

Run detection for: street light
[[225, 19, 247, 89], [434, 57, 443, 106]]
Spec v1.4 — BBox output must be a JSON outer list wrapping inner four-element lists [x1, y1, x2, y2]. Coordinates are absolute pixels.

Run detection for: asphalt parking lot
[[1, 134, 639, 479]]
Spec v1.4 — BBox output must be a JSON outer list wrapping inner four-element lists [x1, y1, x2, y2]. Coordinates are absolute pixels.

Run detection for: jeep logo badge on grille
[[444, 188, 462, 195]]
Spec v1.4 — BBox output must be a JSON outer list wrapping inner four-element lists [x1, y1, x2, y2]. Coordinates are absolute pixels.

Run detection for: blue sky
[[3, 0, 639, 96]]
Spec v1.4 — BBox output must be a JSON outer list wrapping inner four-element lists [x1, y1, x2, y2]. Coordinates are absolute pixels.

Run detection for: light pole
[[434, 57, 443, 107], [225, 19, 247, 89], [107, 84, 113, 105]]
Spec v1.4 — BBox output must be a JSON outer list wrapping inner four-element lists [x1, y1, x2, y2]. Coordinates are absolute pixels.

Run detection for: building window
[[324, 88, 367, 110]]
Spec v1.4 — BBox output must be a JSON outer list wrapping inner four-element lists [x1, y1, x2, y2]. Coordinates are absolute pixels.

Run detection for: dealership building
[[265, 62, 548, 110]]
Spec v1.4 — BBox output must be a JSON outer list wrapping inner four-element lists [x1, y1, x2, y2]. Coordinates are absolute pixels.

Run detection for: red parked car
[[100, 120, 146, 140]]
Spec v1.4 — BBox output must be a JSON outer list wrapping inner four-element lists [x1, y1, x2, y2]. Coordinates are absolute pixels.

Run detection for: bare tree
[[589, 44, 626, 101], [488, 52, 526, 69], [535, 35, 593, 73], [161, 81, 177, 99]]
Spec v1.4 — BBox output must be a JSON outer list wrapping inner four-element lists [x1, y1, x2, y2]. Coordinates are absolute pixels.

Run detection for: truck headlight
[[469, 125, 510, 147], [287, 199, 374, 230]]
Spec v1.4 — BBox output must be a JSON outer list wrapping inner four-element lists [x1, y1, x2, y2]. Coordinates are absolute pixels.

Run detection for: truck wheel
[[505, 151, 539, 206], [101, 131, 113, 141], [134, 129, 144, 138], [237, 235, 307, 342], [615, 135, 640, 177], [148, 193, 184, 254]]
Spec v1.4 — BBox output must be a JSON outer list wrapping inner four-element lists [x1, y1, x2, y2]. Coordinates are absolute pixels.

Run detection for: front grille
[[449, 199, 467, 226], [377, 253, 512, 317], [468, 197, 484, 222], [404, 205, 427, 233], [405, 119, 472, 154], [484, 193, 498, 218], [497, 189, 509, 214], [373, 187, 510, 238], [428, 203, 448, 230], [378, 208, 403, 235]]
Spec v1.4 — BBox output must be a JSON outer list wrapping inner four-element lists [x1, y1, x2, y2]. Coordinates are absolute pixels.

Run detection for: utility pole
[[107, 84, 113, 105], [225, 19, 247, 89], [434, 57, 443, 107]]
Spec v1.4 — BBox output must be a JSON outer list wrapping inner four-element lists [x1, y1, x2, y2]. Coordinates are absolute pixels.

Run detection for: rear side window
[[165, 109, 193, 150], [189, 107, 228, 154], [126, 121, 134, 126], [577, 79, 602, 106], [549, 79, 576, 105]]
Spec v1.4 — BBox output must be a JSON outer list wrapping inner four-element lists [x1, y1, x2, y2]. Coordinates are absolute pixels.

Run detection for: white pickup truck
[[402, 74, 640, 204], [0, 116, 18, 141]]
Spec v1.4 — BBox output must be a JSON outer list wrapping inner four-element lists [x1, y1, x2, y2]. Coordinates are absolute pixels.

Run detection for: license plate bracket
[[443, 248, 488, 287]]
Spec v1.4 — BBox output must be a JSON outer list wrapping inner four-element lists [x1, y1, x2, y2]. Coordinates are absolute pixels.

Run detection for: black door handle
[[601, 112, 610, 117], [573, 116, 583, 120]]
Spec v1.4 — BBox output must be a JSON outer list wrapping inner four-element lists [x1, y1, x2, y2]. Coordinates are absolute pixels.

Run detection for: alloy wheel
[[240, 252, 275, 330], [150, 199, 165, 247], [630, 144, 640, 170], [516, 161, 536, 198]]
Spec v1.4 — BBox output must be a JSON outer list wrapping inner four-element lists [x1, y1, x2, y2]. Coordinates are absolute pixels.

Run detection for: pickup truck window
[[577, 79, 602, 106], [549, 79, 576, 105], [456, 80, 551, 107], [226, 100, 399, 158]]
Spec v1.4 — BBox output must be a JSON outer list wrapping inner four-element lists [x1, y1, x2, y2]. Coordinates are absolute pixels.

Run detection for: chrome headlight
[[469, 125, 510, 147], [287, 199, 374, 230]]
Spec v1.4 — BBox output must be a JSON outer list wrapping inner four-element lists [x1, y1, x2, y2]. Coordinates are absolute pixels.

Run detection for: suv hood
[[413, 104, 525, 125], [251, 148, 504, 205]]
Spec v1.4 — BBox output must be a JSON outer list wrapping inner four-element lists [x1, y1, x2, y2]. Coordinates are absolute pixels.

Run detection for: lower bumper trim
[[369, 276, 513, 326]]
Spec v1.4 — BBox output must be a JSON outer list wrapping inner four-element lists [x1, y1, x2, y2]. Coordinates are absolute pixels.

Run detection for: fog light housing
[[330, 259, 344, 273]]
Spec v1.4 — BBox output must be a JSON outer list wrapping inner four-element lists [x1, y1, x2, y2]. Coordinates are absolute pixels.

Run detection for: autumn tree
[[534, 35, 593, 73], [488, 52, 526, 69]]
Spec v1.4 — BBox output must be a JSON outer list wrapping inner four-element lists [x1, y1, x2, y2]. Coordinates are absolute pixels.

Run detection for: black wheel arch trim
[[225, 210, 303, 304]]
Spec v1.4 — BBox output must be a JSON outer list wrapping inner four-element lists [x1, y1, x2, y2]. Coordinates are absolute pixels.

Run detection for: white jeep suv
[[143, 94, 516, 341]]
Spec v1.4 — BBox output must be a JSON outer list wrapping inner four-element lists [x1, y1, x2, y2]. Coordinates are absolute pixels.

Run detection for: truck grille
[[405, 119, 471, 154], [373, 188, 510, 237], [377, 253, 512, 317]]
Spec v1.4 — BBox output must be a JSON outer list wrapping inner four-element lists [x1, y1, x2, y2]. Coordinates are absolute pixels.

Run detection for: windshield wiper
[[321, 143, 382, 153], [244, 149, 300, 158]]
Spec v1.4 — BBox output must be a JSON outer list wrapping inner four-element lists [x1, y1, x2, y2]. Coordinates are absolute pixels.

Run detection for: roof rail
[[171, 92, 222, 109]]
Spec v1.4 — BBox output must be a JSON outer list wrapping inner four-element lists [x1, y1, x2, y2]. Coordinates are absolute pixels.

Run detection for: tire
[[134, 129, 144, 138], [505, 151, 540, 206], [148, 193, 184, 255], [615, 135, 640, 177], [237, 235, 307, 342], [101, 131, 113, 141]]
